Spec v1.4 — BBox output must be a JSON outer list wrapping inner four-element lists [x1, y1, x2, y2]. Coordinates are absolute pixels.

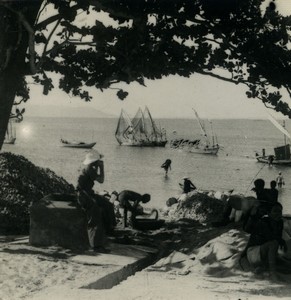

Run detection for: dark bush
[[0, 152, 75, 234]]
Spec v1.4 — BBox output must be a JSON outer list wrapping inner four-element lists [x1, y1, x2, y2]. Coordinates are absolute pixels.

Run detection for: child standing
[[276, 172, 285, 188]]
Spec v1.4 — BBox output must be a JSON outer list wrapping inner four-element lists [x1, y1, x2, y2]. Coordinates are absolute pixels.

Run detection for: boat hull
[[62, 142, 96, 149], [189, 146, 219, 155], [119, 140, 167, 147], [256, 156, 291, 166]]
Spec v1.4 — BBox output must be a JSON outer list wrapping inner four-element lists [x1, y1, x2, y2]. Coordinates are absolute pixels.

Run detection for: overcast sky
[[24, 0, 291, 120]]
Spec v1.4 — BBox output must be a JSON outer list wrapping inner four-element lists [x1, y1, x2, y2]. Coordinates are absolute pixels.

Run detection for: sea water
[[3, 117, 291, 214]]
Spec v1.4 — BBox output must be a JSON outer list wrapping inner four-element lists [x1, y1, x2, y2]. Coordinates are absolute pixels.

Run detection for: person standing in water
[[161, 159, 172, 176], [276, 172, 285, 188]]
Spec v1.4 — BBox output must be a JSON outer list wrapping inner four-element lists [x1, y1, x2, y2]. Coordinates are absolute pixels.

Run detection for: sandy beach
[[1, 219, 291, 300]]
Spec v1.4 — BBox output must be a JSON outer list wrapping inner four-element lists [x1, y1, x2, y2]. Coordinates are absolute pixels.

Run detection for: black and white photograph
[[1, 0, 291, 299]]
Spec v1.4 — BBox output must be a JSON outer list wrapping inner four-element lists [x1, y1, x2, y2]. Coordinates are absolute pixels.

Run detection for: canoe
[[61, 140, 96, 149]]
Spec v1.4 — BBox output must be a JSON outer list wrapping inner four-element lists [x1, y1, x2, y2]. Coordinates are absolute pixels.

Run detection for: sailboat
[[170, 109, 219, 155], [188, 109, 219, 155], [256, 114, 291, 165], [4, 120, 16, 145], [115, 107, 167, 147]]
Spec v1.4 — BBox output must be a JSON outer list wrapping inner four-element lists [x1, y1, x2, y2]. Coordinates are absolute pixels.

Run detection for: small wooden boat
[[61, 139, 96, 149], [256, 115, 291, 166], [170, 109, 220, 155], [256, 152, 291, 166]]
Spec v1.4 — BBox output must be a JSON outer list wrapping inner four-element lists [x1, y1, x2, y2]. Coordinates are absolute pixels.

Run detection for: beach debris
[[0, 152, 75, 234], [167, 192, 226, 224]]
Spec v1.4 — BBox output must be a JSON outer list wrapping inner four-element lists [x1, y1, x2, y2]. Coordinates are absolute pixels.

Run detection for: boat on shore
[[170, 109, 219, 155], [4, 120, 16, 145], [60, 139, 96, 149], [115, 107, 167, 147], [256, 114, 291, 166]]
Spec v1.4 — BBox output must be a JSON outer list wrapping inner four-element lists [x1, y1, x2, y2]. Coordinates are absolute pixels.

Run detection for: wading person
[[161, 159, 172, 176], [76, 150, 110, 253], [276, 172, 285, 188]]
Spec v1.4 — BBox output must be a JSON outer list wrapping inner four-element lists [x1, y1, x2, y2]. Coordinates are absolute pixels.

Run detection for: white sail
[[115, 109, 135, 144], [267, 113, 291, 139], [192, 109, 207, 137], [115, 107, 167, 147]]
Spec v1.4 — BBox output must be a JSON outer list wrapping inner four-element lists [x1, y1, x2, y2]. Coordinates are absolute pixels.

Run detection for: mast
[[192, 108, 208, 145], [283, 120, 287, 159], [209, 120, 215, 146], [144, 106, 157, 140], [267, 113, 291, 139]]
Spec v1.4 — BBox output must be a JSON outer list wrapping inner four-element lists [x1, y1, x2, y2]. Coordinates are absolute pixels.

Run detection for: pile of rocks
[[164, 191, 227, 224], [0, 152, 75, 234]]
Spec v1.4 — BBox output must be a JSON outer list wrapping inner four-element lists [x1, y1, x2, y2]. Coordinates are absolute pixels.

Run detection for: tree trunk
[[0, 1, 42, 150], [0, 70, 22, 150]]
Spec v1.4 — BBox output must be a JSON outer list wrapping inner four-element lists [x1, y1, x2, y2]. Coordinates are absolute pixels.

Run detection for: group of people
[[161, 159, 197, 194], [76, 150, 151, 253], [76, 149, 288, 280], [212, 175, 289, 280], [240, 178, 287, 280]]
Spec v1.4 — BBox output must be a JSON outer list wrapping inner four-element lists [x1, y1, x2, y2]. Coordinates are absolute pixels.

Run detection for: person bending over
[[117, 190, 151, 227]]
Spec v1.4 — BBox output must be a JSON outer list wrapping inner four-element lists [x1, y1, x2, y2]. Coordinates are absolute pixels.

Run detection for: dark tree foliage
[[1, 0, 291, 124]]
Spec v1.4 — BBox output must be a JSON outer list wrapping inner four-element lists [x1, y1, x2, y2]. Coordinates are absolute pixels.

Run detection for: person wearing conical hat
[[180, 177, 196, 194], [77, 149, 112, 253]]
